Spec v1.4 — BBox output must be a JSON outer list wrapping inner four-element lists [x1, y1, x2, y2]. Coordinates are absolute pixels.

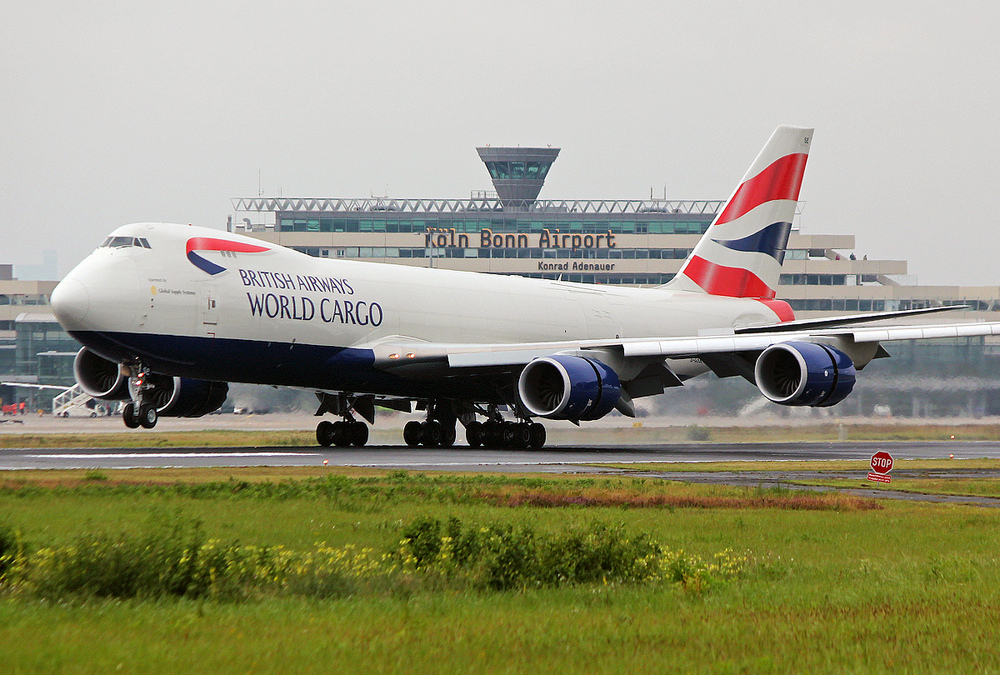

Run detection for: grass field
[[2, 467, 1000, 672]]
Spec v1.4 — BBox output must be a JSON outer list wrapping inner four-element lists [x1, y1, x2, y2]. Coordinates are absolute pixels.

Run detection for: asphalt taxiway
[[2, 440, 998, 472]]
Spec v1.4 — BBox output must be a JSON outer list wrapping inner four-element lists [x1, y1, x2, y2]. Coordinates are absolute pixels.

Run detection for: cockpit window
[[100, 236, 152, 249]]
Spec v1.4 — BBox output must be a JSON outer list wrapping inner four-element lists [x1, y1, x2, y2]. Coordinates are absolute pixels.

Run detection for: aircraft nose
[[50, 275, 90, 329]]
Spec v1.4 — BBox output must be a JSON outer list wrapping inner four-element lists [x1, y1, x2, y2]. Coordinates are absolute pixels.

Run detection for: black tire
[[123, 402, 140, 429], [139, 403, 158, 429], [512, 423, 532, 449], [332, 422, 351, 447], [529, 423, 546, 450], [403, 421, 422, 448], [502, 422, 520, 449], [350, 422, 369, 447], [482, 421, 502, 449], [316, 420, 334, 447], [466, 421, 483, 448], [440, 423, 456, 449], [421, 420, 444, 447]]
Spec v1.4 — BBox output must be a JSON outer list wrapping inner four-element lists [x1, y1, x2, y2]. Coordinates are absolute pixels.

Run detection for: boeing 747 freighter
[[50, 127, 1000, 448]]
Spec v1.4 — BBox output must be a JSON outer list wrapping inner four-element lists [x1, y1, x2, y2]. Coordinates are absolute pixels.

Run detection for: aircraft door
[[199, 285, 219, 336]]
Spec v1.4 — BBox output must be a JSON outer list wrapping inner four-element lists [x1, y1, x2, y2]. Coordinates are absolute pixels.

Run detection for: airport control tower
[[476, 146, 560, 207]]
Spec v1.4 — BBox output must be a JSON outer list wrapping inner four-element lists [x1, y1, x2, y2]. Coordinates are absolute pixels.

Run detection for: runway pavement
[[2, 440, 998, 472]]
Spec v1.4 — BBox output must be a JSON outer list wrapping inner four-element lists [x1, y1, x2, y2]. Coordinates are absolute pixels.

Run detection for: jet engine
[[74, 347, 129, 400], [517, 355, 621, 421], [754, 341, 856, 407], [130, 374, 229, 418]]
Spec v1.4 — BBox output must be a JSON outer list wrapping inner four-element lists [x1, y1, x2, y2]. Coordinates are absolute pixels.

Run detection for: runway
[[2, 440, 998, 472]]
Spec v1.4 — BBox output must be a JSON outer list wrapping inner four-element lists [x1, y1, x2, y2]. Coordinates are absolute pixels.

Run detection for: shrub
[[8, 515, 750, 601], [0, 522, 23, 580], [22, 513, 295, 601], [394, 517, 724, 591]]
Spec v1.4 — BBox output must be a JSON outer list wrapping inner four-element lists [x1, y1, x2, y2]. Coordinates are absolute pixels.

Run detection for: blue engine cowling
[[517, 355, 621, 421], [754, 341, 856, 407], [130, 374, 229, 418]]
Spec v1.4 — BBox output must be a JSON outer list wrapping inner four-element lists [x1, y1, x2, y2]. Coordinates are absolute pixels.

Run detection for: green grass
[[3, 469, 1000, 672], [797, 476, 1000, 499], [598, 458, 1000, 473]]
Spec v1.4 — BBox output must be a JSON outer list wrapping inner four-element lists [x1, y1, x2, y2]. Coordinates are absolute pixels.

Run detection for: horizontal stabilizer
[[734, 305, 968, 334]]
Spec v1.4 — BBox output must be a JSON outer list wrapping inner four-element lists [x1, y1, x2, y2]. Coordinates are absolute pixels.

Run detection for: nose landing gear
[[122, 366, 159, 429]]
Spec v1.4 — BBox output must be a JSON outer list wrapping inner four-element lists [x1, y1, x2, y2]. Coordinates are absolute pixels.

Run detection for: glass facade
[[483, 161, 552, 181], [292, 246, 692, 260], [14, 318, 78, 378]]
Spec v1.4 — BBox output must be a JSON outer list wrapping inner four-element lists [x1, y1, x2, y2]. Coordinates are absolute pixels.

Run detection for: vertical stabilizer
[[666, 126, 813, 298]]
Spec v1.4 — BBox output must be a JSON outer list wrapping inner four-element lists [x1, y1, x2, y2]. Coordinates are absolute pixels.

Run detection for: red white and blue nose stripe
[[186, 237, 270, 275]]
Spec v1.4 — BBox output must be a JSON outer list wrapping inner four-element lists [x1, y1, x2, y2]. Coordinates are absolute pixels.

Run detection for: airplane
[[49, 126, 1000, 449]]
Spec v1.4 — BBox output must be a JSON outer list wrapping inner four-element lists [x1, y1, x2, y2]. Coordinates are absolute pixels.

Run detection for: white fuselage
[[52, 223, 787, 394]]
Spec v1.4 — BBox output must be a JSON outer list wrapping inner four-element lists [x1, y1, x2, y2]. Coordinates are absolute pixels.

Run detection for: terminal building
[[0, 265, 76, 411]]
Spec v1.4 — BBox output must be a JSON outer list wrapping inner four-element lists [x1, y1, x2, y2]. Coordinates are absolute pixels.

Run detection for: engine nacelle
[[73, 348, 129, 400], [130, 374, 229, 418], [517, 355, 621, 421], [754, 341, 856, 407]]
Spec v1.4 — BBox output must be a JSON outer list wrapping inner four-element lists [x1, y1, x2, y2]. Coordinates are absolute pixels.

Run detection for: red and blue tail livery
[[670, 126, 811, 299], [186, 237, 271, 275]]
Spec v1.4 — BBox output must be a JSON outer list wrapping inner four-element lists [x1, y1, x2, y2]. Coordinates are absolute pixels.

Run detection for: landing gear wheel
[[529, 423, 546, 450], [350, 421, 369, 447], [440, 424, 456, 449], [138, 403, 158, 429], [122, 402, 140, 429], [482, 421, 503, 449], [403, 421, 422, 448], [510, 423, 532, 449], [420, 420, 444, 448], [316, 420, 334, 447], [466, 421, 483, 448], [501, 422, 517, 448], [331, 421, 351, 447]]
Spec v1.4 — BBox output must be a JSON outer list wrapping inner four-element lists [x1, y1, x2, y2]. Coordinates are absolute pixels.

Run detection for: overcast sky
[[3, 1, 999, 286]]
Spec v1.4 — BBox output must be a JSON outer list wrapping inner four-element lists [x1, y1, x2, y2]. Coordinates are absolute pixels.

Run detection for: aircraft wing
[[368, 320, 1000, 371], [621, 320, 1000, 358]]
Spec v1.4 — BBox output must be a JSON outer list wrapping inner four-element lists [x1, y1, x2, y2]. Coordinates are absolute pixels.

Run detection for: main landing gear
[[403, 401, 458, 448], [315, 392, 372, 448], [316, 419, 369, 447], [403, 403, 547, 450], [465, 419, 546, 450]]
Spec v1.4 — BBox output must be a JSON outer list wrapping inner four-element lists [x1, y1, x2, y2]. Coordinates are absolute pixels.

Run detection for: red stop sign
[[870, 451, 894, 474]]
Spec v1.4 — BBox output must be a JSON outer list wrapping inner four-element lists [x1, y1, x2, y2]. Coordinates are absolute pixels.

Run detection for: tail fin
[[667, 125, 813, 298]]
